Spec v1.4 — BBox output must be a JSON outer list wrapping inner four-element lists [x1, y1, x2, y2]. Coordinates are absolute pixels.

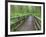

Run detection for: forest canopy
[[10, 5, 41, 18]]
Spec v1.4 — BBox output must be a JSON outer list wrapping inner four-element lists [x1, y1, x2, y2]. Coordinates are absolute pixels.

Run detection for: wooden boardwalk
[[16, 16, 36, 31]]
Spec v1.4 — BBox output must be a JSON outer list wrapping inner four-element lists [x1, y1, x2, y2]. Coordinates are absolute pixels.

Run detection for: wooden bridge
[[10, 16, 41, 32]]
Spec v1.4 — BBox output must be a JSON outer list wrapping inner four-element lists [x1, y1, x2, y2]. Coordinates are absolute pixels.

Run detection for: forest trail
[[16, 16, 36, 31]]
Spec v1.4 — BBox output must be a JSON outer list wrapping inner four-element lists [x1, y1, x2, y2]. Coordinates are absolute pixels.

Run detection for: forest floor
[[16, 16, 36, 31]]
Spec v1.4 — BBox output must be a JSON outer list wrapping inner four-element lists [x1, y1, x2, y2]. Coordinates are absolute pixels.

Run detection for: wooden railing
[[10, 16, 41, 31], [33, 16, 41, 30], [10, 16, 28, 31]]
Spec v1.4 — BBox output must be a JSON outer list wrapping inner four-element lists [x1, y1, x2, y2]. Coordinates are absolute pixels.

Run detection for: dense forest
[[10, 5, 41, 31], [10, 5, 41, 18]]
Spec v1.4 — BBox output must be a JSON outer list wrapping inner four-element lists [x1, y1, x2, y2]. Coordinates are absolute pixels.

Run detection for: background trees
[[10, 5, 41, 18]]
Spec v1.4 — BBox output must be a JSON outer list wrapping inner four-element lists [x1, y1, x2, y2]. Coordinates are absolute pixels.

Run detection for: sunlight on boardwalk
[[16, 16, 36, 31]]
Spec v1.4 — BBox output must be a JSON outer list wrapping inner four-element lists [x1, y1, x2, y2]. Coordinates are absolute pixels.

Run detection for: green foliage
[[10, 5, 33, 17], [10, 5, 41, 31], [32, 6, 41, 18], [10, 5, 41, 18]]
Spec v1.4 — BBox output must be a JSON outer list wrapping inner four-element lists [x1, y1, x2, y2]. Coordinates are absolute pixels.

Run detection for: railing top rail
[[34, 16, 41, 21]]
